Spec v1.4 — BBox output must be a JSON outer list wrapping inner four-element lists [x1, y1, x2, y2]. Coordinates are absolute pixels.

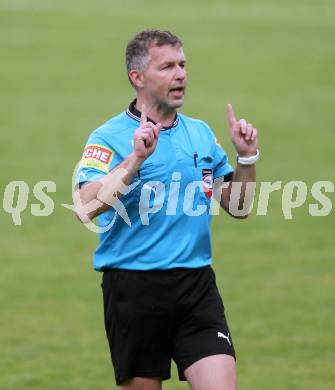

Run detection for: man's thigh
[[118, 377, 162, 390], [184, 355, 236, 390]]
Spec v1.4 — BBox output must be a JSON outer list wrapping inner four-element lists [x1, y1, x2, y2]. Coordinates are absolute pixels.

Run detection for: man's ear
[[129, 70, 145, 89]]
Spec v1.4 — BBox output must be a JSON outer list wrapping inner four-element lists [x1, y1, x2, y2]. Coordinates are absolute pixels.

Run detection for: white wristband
[[237, 149, 260, 165]]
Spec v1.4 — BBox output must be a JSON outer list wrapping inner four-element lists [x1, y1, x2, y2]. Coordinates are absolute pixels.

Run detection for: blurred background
[[1, 0, 334, 388]]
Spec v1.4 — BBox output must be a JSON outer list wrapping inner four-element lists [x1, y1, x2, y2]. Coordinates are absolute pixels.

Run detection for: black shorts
[[101, 265, 235, 386]]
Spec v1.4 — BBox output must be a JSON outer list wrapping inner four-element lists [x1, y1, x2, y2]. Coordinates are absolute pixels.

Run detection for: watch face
[[202, 168, 213, 198]]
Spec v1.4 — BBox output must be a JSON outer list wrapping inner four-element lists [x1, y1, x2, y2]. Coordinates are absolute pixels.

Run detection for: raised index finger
[[140, 104, 147, 127], [226, 103, 236, 127]]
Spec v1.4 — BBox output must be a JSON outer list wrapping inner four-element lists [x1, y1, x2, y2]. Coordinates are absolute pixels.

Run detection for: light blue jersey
[[76, 102, 234, 271]]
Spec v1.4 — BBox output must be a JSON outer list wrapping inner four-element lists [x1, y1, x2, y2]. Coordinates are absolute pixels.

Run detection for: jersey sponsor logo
[[80, 144, 114, 173], [202, 168, 213, 198]]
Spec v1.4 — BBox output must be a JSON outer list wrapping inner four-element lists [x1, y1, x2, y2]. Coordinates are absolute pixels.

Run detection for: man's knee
[[184, 354, 237, 390]]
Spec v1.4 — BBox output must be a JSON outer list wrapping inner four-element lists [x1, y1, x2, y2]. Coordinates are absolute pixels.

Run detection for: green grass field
[[1, 0, 334, 388]]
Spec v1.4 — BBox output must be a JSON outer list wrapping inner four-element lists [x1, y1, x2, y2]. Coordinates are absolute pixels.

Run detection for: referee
[[74, 30, 258, 390]]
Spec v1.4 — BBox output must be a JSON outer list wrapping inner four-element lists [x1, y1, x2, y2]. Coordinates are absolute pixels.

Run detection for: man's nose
[[175, 65, 186, 80]]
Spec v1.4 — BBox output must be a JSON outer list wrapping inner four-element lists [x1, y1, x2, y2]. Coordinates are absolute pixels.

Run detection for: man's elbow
[[73, 206, 96, 224], [221, 202, 250, 219], [230, 212, 250, 220]]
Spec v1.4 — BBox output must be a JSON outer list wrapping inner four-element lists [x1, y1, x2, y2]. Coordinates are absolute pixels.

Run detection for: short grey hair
[[125, 30, 183, 85]]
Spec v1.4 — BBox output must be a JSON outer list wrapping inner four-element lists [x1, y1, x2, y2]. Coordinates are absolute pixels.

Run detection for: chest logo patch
[[202, 168, 213, 198]]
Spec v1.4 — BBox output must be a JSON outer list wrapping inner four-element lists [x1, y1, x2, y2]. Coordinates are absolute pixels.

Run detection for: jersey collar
[[126, 99, 179, 130]]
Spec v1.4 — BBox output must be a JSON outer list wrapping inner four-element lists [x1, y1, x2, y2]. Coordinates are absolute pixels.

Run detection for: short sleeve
[[75, 130, 118, 187]]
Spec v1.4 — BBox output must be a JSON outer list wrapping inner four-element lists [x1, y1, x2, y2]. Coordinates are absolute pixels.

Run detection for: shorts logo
[[217, 331, 231, 346], [202, 168, 213, 198], [80, 144, 114, 173]]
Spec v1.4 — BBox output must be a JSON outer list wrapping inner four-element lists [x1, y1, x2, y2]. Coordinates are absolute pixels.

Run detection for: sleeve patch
[[80, 144, 114, 173], [215, 137, 223, 148]]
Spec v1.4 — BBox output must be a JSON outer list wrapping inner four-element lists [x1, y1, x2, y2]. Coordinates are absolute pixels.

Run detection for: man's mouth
[[169, 86, 185, 97]]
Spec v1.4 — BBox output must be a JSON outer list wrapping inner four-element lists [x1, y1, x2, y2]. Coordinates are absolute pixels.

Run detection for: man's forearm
[[74, 152, 144, 222], [232, 163, 256, 186], [221, 163, 256, 217]]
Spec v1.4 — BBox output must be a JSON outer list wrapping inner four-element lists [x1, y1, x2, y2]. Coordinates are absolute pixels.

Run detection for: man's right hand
[[133, 104, 162, 160], [75, 105, 162, 223]]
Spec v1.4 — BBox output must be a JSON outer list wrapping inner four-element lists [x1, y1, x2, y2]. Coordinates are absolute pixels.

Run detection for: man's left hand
[[226, 104, 258, 157]]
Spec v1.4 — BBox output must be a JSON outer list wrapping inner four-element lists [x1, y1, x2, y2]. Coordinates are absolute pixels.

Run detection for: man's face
[[141, 44, 187, 109]]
